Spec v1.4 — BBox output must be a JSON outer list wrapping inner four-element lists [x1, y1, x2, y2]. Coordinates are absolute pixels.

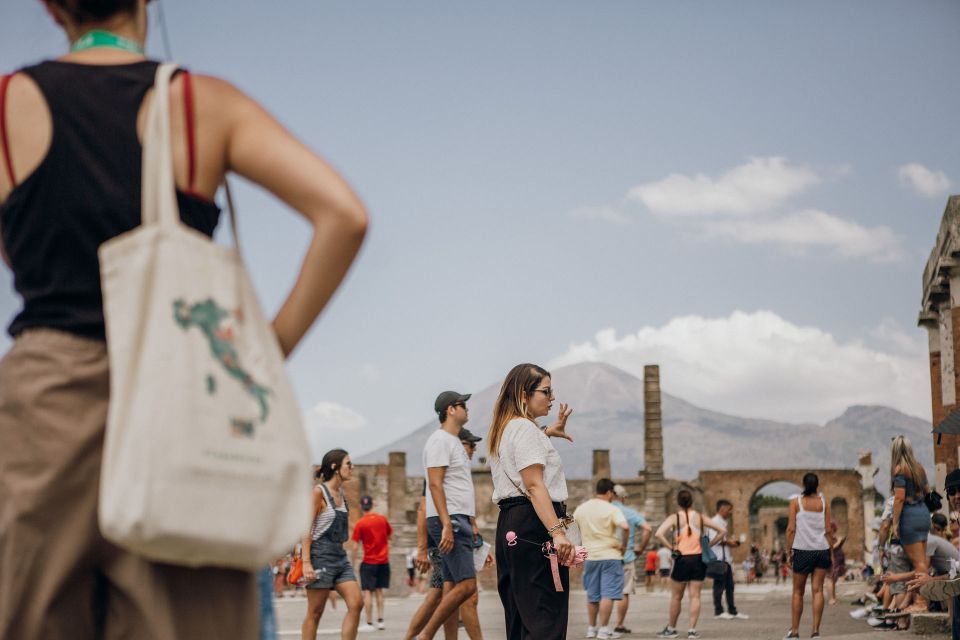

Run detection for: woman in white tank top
[[783, 473, 837, 640]]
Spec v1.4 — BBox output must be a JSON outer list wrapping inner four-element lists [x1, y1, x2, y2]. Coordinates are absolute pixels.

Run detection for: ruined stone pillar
[[644, 364, 667, 525], [856, 452, 879, 565], [920, 196, 960, 481], [387, 451, 407, 522], [922, 317, 949, 493], [592, 449, 611, 490]]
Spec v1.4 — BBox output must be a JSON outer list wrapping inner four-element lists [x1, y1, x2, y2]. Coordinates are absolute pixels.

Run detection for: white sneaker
[[376, 619, 385, 630], [358, 623, 376, 633], [597, 628, 622, 639], [586, 627, 598, 639], [733, 612, 750, 620], [714, 612, 734, 620]]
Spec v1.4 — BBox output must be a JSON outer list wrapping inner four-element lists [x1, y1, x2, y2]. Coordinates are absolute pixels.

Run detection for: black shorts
[[360, 563, 391, 591], [659, 568, 670, 577], [792, 549, 831, 575], [671, 554, 706, 582], [645, 570, 656, 576]]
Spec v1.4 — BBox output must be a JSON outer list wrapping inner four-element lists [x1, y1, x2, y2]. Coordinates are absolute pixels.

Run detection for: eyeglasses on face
[[531, 387, 554, 398]]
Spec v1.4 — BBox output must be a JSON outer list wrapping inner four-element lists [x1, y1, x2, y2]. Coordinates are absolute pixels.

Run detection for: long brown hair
[[890, 435, 927, 490], [487, 363, 550, 459]]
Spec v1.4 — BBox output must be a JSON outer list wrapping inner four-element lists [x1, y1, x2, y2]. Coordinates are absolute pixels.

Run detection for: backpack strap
[[0, 74, 16, 188]]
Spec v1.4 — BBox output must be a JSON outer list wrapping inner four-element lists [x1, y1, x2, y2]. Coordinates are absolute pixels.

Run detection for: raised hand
[[543, 403, 574, 442]]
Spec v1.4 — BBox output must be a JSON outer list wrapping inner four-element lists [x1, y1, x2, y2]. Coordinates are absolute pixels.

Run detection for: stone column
[[592, 449, 611, 491], [644, 364, 667, 525], [856, 452, 879, 565], [922, 318, 950, 494], [387, 451, 407, 522], [937, 298, 959, 472]]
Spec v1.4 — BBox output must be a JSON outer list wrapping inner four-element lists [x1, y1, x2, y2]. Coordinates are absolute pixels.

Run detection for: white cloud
[[702, 209, 904, 262], [549, 310, 929, 424], [898, 163, 952, 198], [570, 205, 631, 224], [627, 156, 820, 217], [303, 401, 368, 463]]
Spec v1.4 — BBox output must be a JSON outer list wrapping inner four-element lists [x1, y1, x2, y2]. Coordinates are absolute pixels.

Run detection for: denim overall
[[307, 484, 355, 589]]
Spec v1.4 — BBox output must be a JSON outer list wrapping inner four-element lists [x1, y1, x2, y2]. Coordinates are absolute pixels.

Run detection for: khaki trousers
[[0, 329, 258, 640]]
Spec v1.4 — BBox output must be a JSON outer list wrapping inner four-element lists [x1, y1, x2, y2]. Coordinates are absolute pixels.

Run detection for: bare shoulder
[[171, 73, 251, 118]]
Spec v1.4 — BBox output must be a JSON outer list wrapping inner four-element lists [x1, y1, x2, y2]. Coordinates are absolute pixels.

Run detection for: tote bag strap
[[142, 63, 243, 256], [141, 63, 180, 228]]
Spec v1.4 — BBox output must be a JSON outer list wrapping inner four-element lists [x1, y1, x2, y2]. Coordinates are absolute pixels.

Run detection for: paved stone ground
[[275, 581, 950, 639]]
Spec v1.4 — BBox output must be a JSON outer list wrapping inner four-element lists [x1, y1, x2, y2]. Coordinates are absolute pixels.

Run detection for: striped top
[[312, 483, 347, 541]]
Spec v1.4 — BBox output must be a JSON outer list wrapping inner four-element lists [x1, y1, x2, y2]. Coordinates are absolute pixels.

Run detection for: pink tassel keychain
[[505, 531, 588, 592]]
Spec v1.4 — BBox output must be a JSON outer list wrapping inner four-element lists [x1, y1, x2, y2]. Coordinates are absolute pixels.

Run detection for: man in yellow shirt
[[574, 479, 630, 639]]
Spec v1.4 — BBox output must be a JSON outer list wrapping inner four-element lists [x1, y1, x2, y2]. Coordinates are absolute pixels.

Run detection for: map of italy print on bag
[[173, 298, 271, 437]]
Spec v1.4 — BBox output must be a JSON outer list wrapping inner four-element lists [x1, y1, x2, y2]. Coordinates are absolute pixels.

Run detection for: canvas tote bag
[[97, 63, 312, 569]]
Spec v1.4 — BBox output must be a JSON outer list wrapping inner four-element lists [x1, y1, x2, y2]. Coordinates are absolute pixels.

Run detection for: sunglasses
[[531, 387, 554, 397], [461, 441, 476, 448]]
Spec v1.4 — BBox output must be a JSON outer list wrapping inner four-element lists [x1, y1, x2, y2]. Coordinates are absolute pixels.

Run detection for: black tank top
[[0, 60, 220, 339]]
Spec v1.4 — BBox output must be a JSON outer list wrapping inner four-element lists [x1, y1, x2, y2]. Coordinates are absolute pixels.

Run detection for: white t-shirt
[[709, 514, 730, 562], [491, 417, 568, 503], [656, 546, 673, 570], [423, 429, 476, 518]]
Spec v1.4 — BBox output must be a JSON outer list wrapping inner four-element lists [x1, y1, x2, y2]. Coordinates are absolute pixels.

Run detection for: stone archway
[[699, 469, 865, 564]]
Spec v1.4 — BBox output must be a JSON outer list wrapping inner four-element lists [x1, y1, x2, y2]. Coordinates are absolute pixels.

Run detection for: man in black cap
[[911, 469, 960, 638], [418, 391, 478, 640], [456, 427, 490, 640]]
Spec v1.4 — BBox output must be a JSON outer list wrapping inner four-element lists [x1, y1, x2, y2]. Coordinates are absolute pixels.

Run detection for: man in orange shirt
[[352, 495, 394, 631]]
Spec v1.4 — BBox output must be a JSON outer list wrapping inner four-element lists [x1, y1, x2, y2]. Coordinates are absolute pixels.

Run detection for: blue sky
[[2, 1, 958, 461]]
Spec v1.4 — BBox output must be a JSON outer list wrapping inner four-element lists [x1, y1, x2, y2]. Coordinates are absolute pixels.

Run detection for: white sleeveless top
[[793, 493, 829, 551]]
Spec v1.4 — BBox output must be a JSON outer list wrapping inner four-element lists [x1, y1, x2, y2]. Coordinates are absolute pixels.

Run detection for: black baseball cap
[[458, 427, 482, 444], [946, 469, 960, 490], [360, 495, 373, 511], [435, 391, 471, 416]]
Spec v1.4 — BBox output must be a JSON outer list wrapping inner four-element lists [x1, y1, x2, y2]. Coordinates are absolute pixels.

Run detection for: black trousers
[[952, 595, 960, 640], [496, 500, 569, 640], [712, 562, 737, 615]]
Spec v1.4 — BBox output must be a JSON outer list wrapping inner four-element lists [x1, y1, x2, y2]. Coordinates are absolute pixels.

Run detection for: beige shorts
[[623, 560, 637, 595], [0, 329, 258, 640]]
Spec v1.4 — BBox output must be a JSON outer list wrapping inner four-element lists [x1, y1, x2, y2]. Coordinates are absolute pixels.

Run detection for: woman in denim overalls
[[301, 449, 363, 639]]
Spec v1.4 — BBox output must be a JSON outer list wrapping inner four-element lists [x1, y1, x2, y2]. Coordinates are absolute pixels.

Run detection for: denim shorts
[[899, 502, 931, 545], [306, 540, 356, 589], [428, 547, 444, 590], [583, 559, 624, 602], [426, 514, 476, 584]]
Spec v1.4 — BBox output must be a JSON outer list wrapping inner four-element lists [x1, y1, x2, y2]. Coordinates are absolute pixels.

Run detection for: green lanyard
[[70, 30, 144, 55]]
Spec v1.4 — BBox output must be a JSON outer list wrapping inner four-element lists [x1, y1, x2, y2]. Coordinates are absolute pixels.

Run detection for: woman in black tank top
[[0, 2, 368, 639]]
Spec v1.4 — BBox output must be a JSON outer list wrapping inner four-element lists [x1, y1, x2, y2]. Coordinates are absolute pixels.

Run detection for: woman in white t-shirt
[[488, 363, 574, 640]]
